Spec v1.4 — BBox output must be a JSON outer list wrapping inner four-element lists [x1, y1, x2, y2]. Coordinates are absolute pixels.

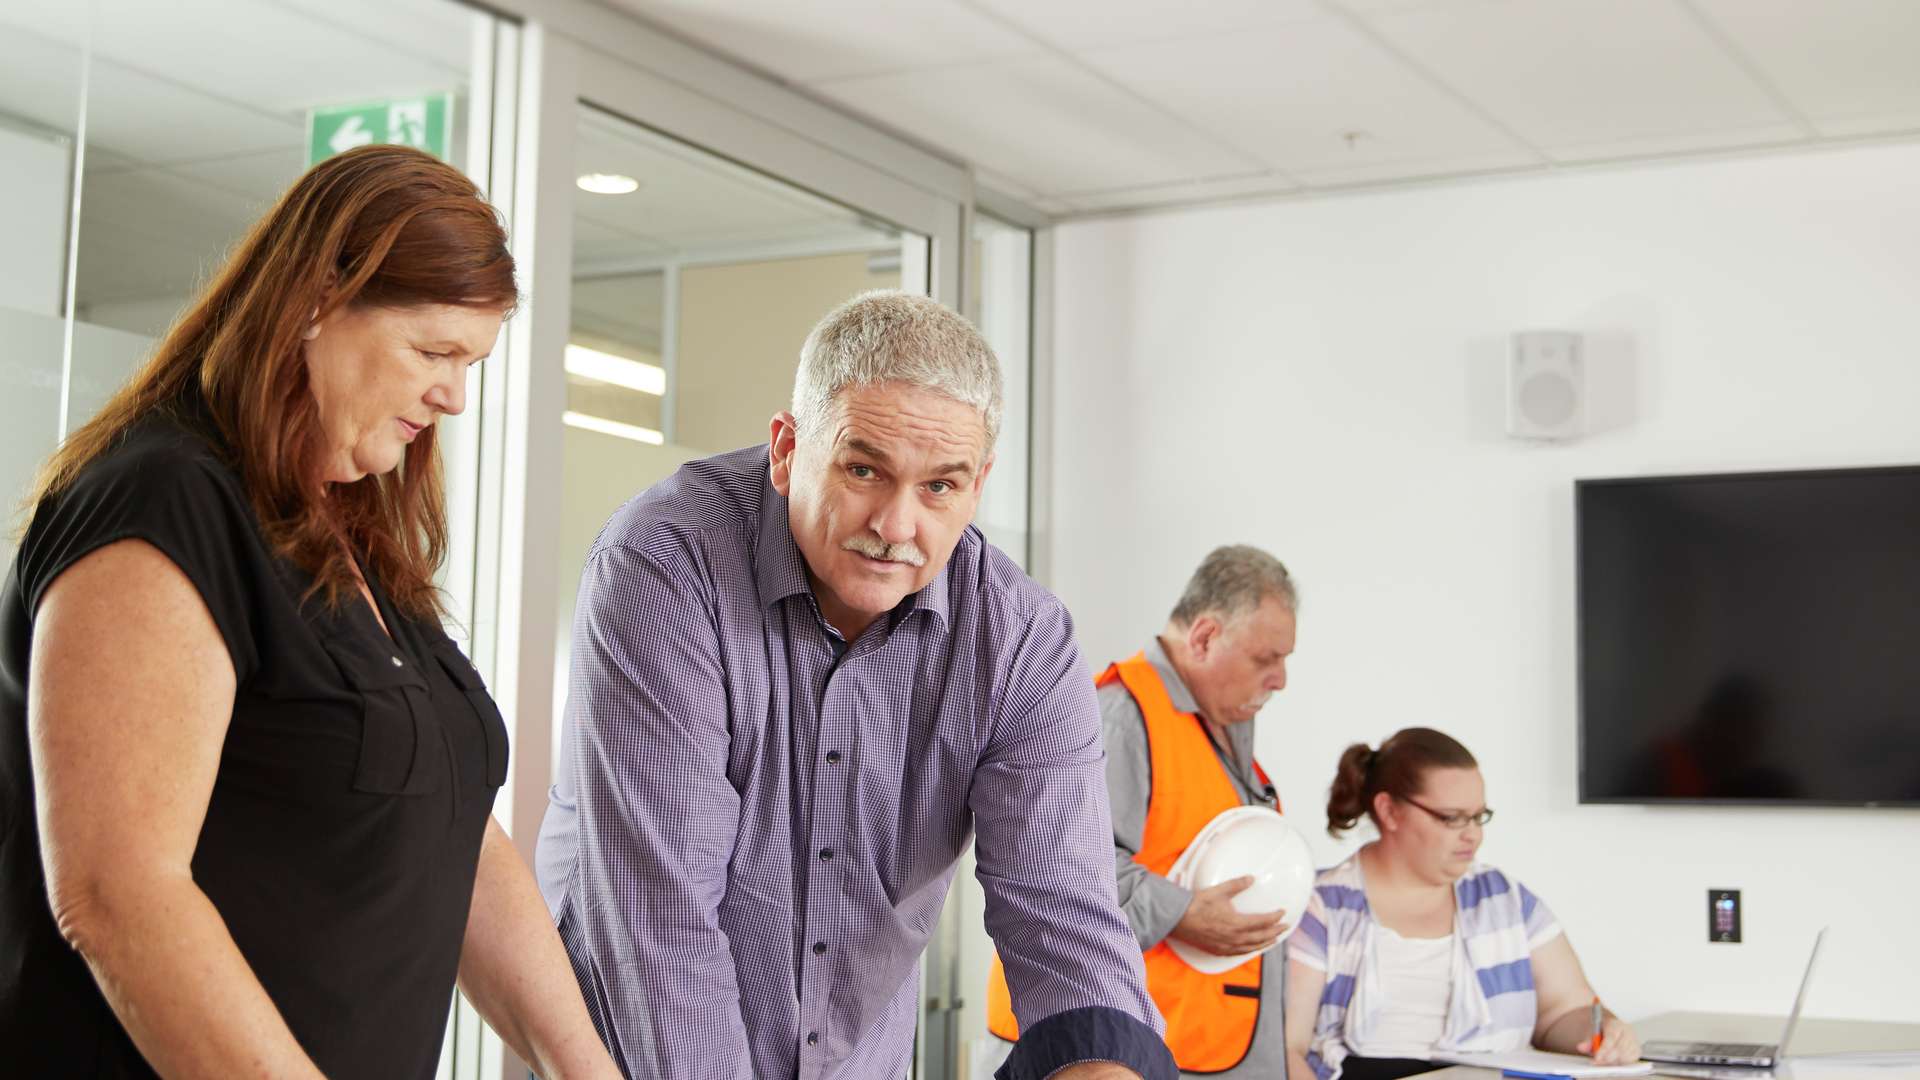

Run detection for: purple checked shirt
[[535, 446, 1173, 1080]]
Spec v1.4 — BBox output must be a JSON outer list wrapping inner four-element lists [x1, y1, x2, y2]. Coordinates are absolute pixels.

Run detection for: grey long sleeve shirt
[[1102, 637, 1288, 1079]]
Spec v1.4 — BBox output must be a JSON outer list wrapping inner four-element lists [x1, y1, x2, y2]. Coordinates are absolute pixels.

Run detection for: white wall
[[1, 121, 73, 544], [79, 295, 189, 340], [0, 122, 68, 318], [1046, 142, 1920, 1025]]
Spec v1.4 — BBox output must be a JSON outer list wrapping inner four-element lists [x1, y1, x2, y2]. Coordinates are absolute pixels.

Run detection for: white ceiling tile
[[1291, 145, 1542, 187], [0, 1, 475, 170], [814, 55, 1258, 196], [80, 168, 261, 258], [1541, 121, 1814, 165], [1814, 114, 1920, 140], [573, 217, 677, 266], [573, 109, 895, 260], [1076, 19, 1535, 176], [74, 217, 212, 304], [1362, 0, 1798, 152], [599, 0, 1040, 83], [258, 0, 477, 76], [0, 25, 88, 139], [164, 148, 308, 206], [973, 166, 1045, 203], [84, 148, 144, 173], [1336, 0, 1494, 13], [1692, 0, 1920, 137], [1057, 171, 1302, 214], [0, 0, 91, 45], [81, 0, 470, 116], [572, 273, 666, 352], [77, 60, 304, 165], [970, 0, 1322, 51]]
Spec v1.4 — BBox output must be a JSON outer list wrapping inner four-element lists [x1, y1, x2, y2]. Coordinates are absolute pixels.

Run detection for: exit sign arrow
[[327, 114, 375, 154], [306, 94, 454, 167]]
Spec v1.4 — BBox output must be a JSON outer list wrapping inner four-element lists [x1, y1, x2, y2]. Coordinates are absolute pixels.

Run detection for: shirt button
[[812, 940, 827, 955], [390, 656, 403, 667], [818, 847, 833, 861], [825, 750, 841, 764], [806, 1032, 819, 1047]]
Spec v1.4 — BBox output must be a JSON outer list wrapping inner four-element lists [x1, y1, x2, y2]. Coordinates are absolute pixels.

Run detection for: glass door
[[922, 210, 1038, 1080], [555, 101, 921, 769]]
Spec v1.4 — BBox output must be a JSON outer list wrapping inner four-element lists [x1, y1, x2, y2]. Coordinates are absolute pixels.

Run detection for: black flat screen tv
[[1577, 465, 1920, 807]]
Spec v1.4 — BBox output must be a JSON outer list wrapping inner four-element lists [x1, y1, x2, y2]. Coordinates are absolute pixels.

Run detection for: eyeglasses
[[1400, 796, 1494, 830]]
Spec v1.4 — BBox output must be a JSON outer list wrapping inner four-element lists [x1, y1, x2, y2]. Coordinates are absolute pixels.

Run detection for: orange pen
[[1590, 997, 1604, 1057]]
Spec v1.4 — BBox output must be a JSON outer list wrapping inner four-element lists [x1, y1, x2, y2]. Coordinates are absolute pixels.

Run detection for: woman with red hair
[[1, 146, 616, 1079]]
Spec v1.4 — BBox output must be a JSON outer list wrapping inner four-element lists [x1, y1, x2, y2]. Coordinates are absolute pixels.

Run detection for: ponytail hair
[[1326, 727, 1477, 837]]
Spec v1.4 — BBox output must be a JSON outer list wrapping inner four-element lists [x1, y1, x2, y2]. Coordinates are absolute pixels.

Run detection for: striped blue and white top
[[1287, 854, 1563, 1080]]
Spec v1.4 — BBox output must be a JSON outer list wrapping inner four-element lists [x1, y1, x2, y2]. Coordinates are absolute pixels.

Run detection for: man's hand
[[1168, 876, 1289, 956], [1050, 1064, 1142, 1080]]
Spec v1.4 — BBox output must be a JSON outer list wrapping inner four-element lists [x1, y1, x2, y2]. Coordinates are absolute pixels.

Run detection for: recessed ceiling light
[[577, 172, 639, 195], [566, 344, 665, 395], [563, 410, 663, 445]]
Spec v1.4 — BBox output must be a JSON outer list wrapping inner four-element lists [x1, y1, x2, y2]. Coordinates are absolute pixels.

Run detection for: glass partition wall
[[0, 1, 517, 1076], [0, 0, 511, 613]]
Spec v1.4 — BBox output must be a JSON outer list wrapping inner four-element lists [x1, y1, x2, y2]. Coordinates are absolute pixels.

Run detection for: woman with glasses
[[1281, 728, 1641, 1080]]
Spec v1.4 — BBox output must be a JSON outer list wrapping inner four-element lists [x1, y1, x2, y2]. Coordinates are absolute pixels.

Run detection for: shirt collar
[[1144, 635, 1203, 715], [754, 471, 813, 608], [752, 466, 956, 635], [1147, 633, 1263, 780], [899, 543, 955, 632]]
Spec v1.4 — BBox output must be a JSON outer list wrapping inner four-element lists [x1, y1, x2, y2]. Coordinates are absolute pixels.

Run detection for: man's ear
[[973, 451, 996, 495], [1187, 615, 1221, 661], [769, 412, 800, 497]]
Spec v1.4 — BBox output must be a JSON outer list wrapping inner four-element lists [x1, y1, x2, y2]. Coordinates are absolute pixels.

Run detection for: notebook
[[1428, 1047, 1655, 1077]]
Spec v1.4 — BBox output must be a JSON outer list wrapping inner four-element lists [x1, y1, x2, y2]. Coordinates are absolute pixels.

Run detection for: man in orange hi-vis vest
[[989, 546, 1298, 1077]]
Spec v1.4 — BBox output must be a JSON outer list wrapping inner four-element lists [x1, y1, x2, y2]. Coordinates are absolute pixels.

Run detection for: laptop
[[1643, 927, 1826, 1070]]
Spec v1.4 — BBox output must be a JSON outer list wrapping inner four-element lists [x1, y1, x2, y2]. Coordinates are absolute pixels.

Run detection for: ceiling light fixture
[[565, 344, 666, 395], [563, 410, 664, 445], [576, 172, 640, 194]]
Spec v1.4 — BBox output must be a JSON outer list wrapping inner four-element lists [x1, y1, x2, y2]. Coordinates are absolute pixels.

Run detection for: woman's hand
[[1579, 1015, 1642, 1065], [457, 818, 623, 1080]]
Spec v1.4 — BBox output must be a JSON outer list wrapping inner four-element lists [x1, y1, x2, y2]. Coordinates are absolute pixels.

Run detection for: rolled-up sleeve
[[1101, 687, 1194, 952], [562, 543, 752, 1078], [971, 599, 1176, 1080]]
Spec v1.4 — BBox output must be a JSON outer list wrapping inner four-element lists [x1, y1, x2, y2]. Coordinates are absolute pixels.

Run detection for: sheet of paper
[[1428, 1047, 1656, 1076]]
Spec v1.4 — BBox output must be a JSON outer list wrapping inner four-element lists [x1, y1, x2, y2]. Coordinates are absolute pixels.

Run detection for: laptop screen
[[1776, 927, 1828, 1058]]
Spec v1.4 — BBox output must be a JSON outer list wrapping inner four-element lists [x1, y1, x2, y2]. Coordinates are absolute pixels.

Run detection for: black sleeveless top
[[0, 403, 508, 1077]]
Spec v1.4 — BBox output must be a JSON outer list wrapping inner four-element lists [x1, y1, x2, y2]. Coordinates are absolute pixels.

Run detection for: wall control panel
[[1709, 888, 1741, 943]]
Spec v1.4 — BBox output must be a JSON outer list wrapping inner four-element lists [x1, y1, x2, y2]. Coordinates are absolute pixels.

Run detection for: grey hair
[[1169, 545, 1298, 626], [791, 290, 1003, 448]]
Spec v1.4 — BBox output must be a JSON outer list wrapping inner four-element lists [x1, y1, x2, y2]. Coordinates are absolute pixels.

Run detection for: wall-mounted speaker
[[1508, 330, 1584, 440]]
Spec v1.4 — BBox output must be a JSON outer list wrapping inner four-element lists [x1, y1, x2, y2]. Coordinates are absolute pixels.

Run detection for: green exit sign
[[306, 94, 454, 167]]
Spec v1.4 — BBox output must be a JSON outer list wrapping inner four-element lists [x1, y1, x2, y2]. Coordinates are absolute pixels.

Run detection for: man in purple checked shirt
[[534, 290, 1175, 1080]]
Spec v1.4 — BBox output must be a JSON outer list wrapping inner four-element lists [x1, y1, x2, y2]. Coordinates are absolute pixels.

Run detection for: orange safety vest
[[985, 651, 1277, 1073]]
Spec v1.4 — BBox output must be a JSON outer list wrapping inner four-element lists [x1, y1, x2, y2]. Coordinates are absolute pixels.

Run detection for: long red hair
[[27, 144, 517, 620]]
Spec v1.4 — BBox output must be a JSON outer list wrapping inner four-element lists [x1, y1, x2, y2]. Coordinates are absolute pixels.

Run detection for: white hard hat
[[1166, 806, 1317, 974]]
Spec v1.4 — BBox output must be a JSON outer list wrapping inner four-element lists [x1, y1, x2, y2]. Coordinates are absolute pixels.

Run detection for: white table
[[1413, 1012, 1920, 1079]]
